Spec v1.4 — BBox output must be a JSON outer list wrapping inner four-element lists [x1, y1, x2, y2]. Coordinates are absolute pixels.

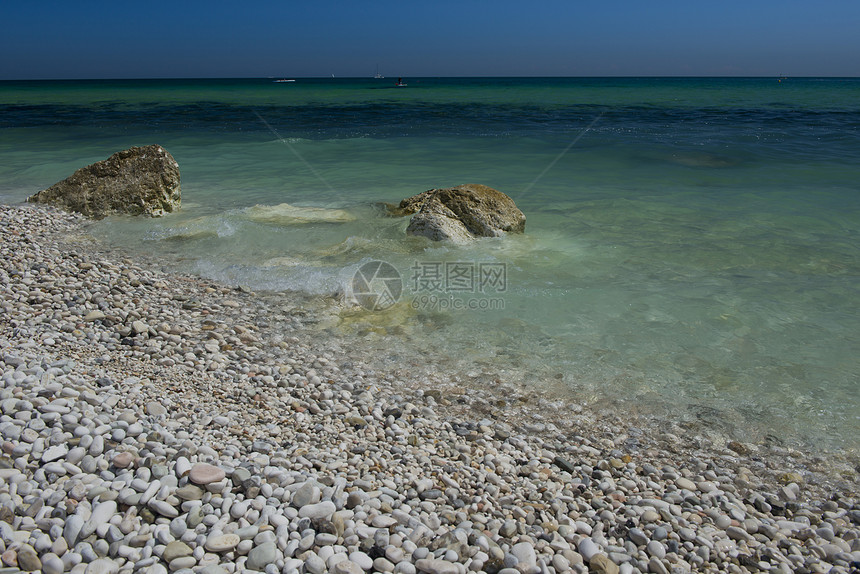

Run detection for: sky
[[2, 1, 860, 80]]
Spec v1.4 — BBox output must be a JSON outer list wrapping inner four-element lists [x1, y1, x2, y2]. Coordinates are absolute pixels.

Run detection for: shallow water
[[1, 77, 858, 450]]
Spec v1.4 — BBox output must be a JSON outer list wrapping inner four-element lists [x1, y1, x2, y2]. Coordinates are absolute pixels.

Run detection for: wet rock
[[401, 184, 525, 242]]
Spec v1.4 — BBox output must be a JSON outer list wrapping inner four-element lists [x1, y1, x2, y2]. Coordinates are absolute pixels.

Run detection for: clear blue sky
[[3, 1, 859, 79]]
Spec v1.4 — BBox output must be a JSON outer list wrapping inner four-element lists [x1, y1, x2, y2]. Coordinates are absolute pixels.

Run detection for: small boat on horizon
[[395, 77, 407, 87], [374, 65, 384, 79], [273, 79, 296, 83]]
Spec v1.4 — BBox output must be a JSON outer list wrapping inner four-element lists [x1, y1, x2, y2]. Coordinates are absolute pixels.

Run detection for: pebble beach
[[1, 203, 858, 574]]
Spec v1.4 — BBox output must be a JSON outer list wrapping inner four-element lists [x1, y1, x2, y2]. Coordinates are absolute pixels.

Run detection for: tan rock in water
[[28, 145, 180, 218], [399, 184, 525, 243]]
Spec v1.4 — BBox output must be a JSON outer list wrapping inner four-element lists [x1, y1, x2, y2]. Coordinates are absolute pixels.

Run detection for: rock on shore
[[1, 203, 858, 574], [27, 145, 180, 218], [400, 185, 525, 243]]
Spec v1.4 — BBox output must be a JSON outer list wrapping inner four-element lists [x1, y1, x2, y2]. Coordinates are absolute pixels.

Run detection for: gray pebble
[[627, 528, 648, 546], [247, 542, 280, 571], [577, 538, 600, 561], [83, 558, 120, 574], [305, 553, 326, 574], [42, 554, 65, 574], [646, 541, 666, 560]]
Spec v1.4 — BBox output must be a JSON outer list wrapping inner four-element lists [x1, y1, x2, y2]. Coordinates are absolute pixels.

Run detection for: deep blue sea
[[1, 77, 858, 451]]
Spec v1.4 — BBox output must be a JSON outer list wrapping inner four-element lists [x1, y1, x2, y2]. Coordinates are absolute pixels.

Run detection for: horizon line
[[3, 74, 859, 82]]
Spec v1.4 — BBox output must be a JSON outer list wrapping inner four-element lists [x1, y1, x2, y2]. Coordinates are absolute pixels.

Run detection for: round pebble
[[112, 451, 134, 468], [205, 534, 241, 553], [187, 463, 225, 485]]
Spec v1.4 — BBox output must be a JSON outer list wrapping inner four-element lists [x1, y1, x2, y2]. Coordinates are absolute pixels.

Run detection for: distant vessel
[[273, 79, 296, 83], [395, 77, 407, 87], [374, 65, 384, 79]]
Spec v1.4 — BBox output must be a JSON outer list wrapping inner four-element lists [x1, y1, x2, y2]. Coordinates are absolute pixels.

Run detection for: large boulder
[[400, 184, 525, 243], [28, 145, 180, 218]]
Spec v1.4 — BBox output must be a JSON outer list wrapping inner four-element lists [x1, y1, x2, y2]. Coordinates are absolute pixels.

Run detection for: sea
[[1, 77, 858, 453]]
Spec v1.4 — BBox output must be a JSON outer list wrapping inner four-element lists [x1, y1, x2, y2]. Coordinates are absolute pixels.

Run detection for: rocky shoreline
[[0, 203, 858, 574]]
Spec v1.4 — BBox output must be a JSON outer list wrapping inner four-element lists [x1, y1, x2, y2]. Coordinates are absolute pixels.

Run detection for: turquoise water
[[2, 77, 858, 450]]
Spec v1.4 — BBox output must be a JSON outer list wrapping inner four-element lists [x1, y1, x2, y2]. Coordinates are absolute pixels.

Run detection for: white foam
[[244, 203, 356, 225]]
